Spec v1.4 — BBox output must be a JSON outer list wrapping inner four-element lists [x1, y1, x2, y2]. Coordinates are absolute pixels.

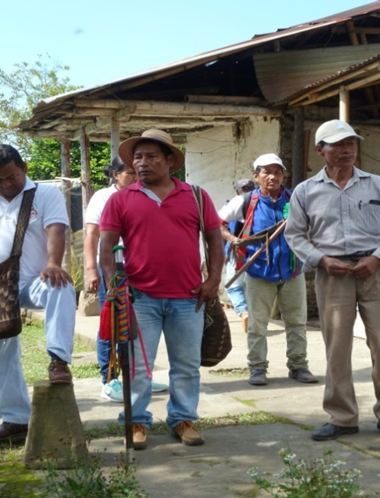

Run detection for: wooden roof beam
[[74, 99, 126, 109], [335, 26, 380, 35], [72, 105, 136, 140], [288, 61, 380, 106], [347, 20, 377, 118], [296, 72, 380, 106], [130, 100, 281, 117]]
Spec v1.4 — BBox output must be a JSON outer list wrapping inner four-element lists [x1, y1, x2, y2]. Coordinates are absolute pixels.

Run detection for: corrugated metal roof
[[285, 55, 380, 105], [254, 43, 380, 103], [33, 2, 380, 111]]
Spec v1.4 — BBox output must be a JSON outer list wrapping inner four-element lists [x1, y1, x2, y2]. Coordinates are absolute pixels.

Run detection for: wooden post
[[292, 108, 305, 189], [61, 140, 71, 275], [79, 130, 92, 290], [110, 118, 120, 160], [339, 88, 350, 122]]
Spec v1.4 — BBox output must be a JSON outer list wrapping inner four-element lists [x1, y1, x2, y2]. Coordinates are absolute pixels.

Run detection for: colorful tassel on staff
[[99, 299, 113, 340], [98, 272, 151, 379]]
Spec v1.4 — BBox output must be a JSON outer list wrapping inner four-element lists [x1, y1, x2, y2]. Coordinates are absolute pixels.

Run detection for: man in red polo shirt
[[100, 129, 224, 450]]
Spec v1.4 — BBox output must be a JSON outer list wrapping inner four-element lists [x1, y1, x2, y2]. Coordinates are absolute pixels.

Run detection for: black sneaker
[[289, 367, 318, 384], [248, 369, 267, 386]]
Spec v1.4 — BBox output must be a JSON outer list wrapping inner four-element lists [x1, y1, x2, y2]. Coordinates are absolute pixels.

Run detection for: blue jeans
[[0, 277, 76, 424], [96, 265, 113, 384], [225, 260, 247, 316], [121, 291, 204, 429]]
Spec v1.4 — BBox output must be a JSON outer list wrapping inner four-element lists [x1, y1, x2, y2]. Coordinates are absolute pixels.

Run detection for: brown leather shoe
[[132, 423, 148, 450], [0, 422, 28, 444], [241, 311, 249, 333], [48, 360, 73, 384], [171, 421, 204, 446]]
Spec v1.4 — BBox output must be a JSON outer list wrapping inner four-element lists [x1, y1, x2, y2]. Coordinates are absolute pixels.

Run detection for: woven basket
[[201, 298, 232, 367]]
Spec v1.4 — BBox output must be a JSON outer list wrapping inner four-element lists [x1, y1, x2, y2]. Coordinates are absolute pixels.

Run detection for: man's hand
[[87, 268, 101, 292], [351, 256, 380, 279], [230, 237, 243, 248], [319, 256, 351, 276], [40, 265, 72, 288], [191, 278, 220, 312]]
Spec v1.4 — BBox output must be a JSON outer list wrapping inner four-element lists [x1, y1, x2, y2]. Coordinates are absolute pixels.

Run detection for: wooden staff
[[225, 219, 287, 288]]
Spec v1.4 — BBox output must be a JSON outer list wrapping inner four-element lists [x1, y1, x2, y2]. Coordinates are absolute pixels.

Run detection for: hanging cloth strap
[[11, 187, 37, 257], [234, 193, 259, 270]]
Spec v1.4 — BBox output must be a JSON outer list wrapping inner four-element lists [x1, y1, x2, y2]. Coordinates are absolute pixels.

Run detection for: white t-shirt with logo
[[0, 176, 69, 291]]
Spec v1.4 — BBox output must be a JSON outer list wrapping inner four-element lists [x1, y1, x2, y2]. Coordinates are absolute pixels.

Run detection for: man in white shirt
[[285, 120, 380, 441], [0, 144, 76, 444]]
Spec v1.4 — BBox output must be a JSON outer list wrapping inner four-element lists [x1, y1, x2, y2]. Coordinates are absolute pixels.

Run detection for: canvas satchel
[[191, 185, 232, 367], [0, 187, 36, 340]]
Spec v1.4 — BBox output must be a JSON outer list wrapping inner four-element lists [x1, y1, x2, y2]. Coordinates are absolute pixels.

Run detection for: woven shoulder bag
[[191, 185, 232, 367], [0, 187, 36, 339]]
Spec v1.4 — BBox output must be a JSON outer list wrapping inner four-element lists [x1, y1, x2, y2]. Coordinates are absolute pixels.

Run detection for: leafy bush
[[44, 452, 147, 498], [249, 448, 364, 497]]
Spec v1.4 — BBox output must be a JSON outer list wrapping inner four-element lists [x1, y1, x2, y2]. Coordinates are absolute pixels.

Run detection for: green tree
[[27, 139, 111, 190], [0, 54, 111, 189], [0, 54, 76, 154]]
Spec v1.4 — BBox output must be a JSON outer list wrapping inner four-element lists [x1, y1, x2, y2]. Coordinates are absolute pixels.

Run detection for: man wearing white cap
[[99, 129, 224, 449], [285, 119, 380, 441], [219, 153, 317, 387]]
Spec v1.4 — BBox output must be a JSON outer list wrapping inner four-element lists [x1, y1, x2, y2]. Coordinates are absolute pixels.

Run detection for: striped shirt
[[285, 166, 380, 271]]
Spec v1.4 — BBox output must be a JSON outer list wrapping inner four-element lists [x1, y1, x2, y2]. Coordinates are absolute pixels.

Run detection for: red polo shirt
[[100, 178, 220, 298]]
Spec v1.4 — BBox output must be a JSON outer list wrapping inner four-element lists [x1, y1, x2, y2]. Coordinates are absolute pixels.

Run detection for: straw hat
[[118, 129, 185, 173]]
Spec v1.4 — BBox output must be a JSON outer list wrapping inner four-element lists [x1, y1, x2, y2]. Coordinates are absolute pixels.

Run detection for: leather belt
[[330, 250, 376, 261]]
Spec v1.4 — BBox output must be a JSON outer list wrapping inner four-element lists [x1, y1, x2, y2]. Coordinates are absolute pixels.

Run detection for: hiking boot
[[171, 421, 204, 446], [101, 379, 124, 402], [248, 369, 268, 386], [48, 360, 72, 384], [241, 311, 249, 333], [289, 367, 318, 384], [132, 423, 148, 450], [0, 422, 28, 444]]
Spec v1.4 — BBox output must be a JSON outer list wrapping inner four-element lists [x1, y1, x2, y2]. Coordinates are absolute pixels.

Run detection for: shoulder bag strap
[[191, 185, 209, 270], [11, 186, 37, 257]]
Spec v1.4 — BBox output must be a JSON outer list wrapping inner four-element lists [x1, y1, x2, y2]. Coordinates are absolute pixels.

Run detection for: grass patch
[[0, 444, 44, 497], [209, 367, 251, 378], [84, 411, 290, 441], [21, 323, 99, 385]]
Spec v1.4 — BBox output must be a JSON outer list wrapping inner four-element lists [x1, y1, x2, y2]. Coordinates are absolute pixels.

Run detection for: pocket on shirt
[[357, 204, 380, 236]]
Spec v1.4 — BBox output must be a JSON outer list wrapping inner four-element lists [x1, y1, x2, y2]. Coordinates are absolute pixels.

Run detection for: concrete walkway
[[31, 308, 380, 497]]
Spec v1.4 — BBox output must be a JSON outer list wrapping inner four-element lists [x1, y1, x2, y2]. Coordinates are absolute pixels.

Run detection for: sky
[[2, 0, 372, 89]]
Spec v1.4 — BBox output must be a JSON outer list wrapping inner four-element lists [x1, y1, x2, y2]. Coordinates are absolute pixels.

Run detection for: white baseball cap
[[315, 119, 364, 145], [253, 153, 286, 173]]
